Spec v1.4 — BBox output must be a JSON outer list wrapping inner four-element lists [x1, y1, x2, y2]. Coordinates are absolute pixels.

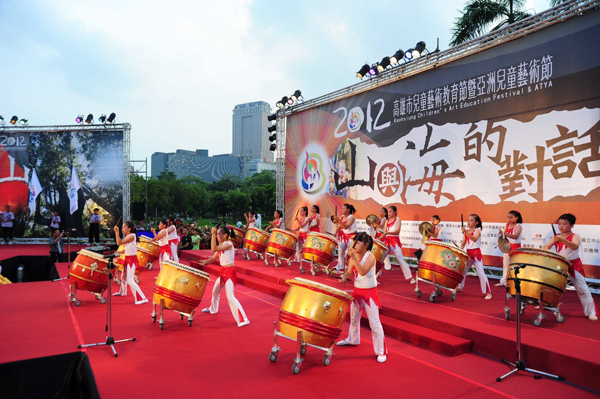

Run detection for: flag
[[69, 165, 82, 215], [28, 169, 42, 214]]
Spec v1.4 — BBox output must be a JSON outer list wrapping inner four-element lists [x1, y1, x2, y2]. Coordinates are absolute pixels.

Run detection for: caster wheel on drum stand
[[451, 293, 456, 301], [265, 260, 270, 266], [533, 317, 542, 327], [429, 294, 436, 303], [505, 309, 511, 321], [180, 314, 184, 320], [257, 254, 262, 260], [152, 315, 157, 323], [300, 344, 307, 356], [323, 354, 331, 366], [188, 320, 193, 327], [75, 300, 81, 307], [416, 289, 422, 298], [160, 323, 165, 330], [437, 289, 443, 297], [300, 268, 306, 274], [311, 269, 316, 276], [277, 260, 282, 267], [269, 351, 278, 362], [555, 313, 565, 323], [292, 364, 301, 374], [99, 297, 106, 304]]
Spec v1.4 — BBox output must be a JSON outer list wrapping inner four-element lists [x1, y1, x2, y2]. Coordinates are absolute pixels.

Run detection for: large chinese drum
[[371, 238, 388, 274], [279, 278, 353, 348], [137, 236, 160, 267], [243, 227, 270, 254], [115, 245, 145, 278], [418, 241, 470, 289], [230, 226, 246, 249], [507, 248, 570, 308], [301, 232, 338, 267], [153, 260, 210, 314], [70, 249, 110, 295], [266, 229, 298, 259]]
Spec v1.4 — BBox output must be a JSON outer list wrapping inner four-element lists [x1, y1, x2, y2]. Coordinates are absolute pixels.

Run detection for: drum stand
[[504, 290, 564, 327], [497, 264, 564, 382], [151, 298, 196, 329], [269, 321, 334, 374], [415, 273, 458, 303], [242, 247, 264, 261], [78, 257, 136, 357], [264, 251, 294, 267]]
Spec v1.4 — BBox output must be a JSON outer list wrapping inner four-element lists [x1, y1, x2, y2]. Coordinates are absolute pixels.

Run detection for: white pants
[[386, 244, 412, 280], [295, 237, 305, 263], [459, 258, 491, 294], [208, 278, 249, 324], [118, 262, 146, 301], [345, 298, 387, 356], [500, 253, 510, 285], [570, 270, 597, 317], [159, 251, 172, 270], [337, 240, 350, 271], [170, 242, 179, 262]]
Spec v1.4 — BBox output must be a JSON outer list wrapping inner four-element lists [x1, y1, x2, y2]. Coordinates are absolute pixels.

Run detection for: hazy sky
[[0, 0, 554, 163]]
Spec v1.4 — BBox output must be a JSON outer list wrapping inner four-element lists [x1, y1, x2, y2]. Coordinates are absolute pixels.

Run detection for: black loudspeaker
[[132, 203, 146, 220]]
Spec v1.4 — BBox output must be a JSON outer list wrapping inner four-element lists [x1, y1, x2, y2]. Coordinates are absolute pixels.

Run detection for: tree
[[227, 190, 251, 221], [210, 191, 228, 218]]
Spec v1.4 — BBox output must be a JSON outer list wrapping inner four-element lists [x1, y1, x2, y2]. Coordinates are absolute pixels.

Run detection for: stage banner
[[285, 10, 600, 277], [0, 128, 124, 239]]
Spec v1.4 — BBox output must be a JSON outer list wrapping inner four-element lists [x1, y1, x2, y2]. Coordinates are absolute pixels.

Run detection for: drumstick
[[551, 223, 559, 251], [460, 214, 464, 228], [116, 216, 122, 226]]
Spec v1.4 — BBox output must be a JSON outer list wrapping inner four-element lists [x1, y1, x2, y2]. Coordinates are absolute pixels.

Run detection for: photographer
[[49, 230, 67, 263]]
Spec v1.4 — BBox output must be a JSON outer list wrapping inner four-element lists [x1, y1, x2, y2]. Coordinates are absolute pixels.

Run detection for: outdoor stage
[[1, 246, 599, 398]]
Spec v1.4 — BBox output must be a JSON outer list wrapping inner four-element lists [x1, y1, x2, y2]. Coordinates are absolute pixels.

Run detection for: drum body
[[230, 226, 246, 249], [507, 248, 570, 307], [115, 245, 146, 277], [153, 260, 210, 314], [138, 236, 160, 266], [418, 242, 470, 289], [301, 232, 338, 267], [266, 229, 298, 259], [243, 228, 270, 253], [371, 239, 388, 274], [279, 278, 353, 348], [70, 249, 110, 294]]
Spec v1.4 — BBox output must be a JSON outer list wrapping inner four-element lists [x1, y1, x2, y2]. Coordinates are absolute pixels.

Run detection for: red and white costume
[[205, 241, 249, 326], [383, 218, 412, 280], [500, 223, 521, 286], [168, 226, 179, 263], [272, 218, 284, 230], [336, 215, 357, 272], [295, 217, 310, 262], [459, 228, 491, 293], [555, 233, 597, 318], [429, 224, 442, 242], [116, 234, 147, 302], [342, 252, 387, 356], [309, 214, 320, 232], [157, 228, 172, 269], [247, 218, 256, 229], [374, 217, 390, 272]]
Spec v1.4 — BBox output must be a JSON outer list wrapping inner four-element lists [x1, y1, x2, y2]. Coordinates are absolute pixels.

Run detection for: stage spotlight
[[10, 116, 18, 125], [290, 90, 302, 102], [75, 115, 84, 124], [85, 114, 94, 124], [269, 143, 277, 151], [377, 56, 391, 72], [276, 100, 284, 108], [287, 97, 294, 106], [405, 49, 414, 60], [356, 63, 370, 79], [368, 65, 378, 76], [268, 125, 276, 133], [269, 133, 277, 142], [281, 96, 289, 106], [98, 114, 107, 123], [0, 116, 4, 125], [412, 41, 426, 58], [107, 113, 116, 123], [18, 119, 28, 126], [267, 113, 277, 122], [390, 50, 405, 65]]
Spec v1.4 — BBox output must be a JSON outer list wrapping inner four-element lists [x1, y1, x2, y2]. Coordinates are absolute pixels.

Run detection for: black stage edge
[[0, 352, 101, 399], [0, 254, 78, 283]]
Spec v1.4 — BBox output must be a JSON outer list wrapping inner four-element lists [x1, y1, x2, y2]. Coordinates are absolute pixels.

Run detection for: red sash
[[569, 258, 585, 277], [159, 244, 172, 256], [338, 232, 356, 243], [352, 287, 381, 308], [219, 267, 237, 287], [510, 243, 521, 252], [467, 248, 483, 262], [168, 239, 178, 246], [299, 231, 308, 240], [384, 235, 401, 249], [309, 227, 320, 232]]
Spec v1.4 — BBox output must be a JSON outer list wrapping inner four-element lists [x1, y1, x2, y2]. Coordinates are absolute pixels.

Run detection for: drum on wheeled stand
[[242, 228, 270, 261], [300, 232, 338, 276], [265, 229, 298, 267], [69, 249, 110, 306], [415, 241, 469, 302]]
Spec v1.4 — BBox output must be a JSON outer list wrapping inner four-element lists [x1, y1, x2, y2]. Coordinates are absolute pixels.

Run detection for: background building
[[244, 159, 276, 177], [151, 149, 243, 182], [232, 101, 273, 162]]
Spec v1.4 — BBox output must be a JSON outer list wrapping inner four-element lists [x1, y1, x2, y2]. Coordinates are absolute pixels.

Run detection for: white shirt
[[299, 217, 310, 232], [342, 215, 357, 234], [354, 252, 377, 289], [384, 217, 400, 236], [51, 215, 61, 229], [218, 241, 235, 265], [309, 214, 319, 228], [1, 211, 15, 228], [248, 219, 256, 229], [124, 234, 137, 256], [168, 227, 178, 241], [556, 233, 581, 261], [505, 223, 522, 244], [465, 228, 482, 249], [158, 229, 169, 247], [431, 224, 442, 239]]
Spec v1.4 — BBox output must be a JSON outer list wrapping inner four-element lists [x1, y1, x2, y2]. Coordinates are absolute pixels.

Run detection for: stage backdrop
[[285, 9, 600, 277], [0, 128, 124, 239]]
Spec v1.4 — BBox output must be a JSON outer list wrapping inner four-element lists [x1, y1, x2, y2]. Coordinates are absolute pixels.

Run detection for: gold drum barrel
[[243, 227, 270, 253], [301, 232, 338, 267], [153, 260, 210, 314], [371, 238, 388, 274], [69, 249, 110, 295], [266, 229, 298, 259], [230, 226, 246, 249], [138, 236, 160, 266], [279, 278, 353, 348], [507, 248, 570, 308], [418, 241, 470, 289]]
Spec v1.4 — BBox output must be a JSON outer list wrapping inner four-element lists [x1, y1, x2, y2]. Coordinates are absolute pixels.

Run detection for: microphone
[[510, 264, 527, 271], [103, 253, 118, 260]]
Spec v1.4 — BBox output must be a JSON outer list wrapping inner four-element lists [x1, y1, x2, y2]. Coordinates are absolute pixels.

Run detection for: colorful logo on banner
[[348, 107, 364, 132], [301, 151, 325, 194], [377, 163, 400, 197]]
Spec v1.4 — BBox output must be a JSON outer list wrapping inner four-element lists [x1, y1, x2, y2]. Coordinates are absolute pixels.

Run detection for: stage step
[[188, 257, 472, 357]]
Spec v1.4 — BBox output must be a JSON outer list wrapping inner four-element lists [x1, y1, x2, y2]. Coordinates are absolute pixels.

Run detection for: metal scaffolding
[[130, 158, 148, 220]]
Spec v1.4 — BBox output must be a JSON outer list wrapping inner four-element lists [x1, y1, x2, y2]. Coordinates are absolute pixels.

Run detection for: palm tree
[[449, 0, 566, 46]]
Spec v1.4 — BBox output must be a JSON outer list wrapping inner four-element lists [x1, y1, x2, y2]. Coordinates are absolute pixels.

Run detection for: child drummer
[[459, 214, 492, 300], [337, 232, 387, 363], [544, 213, 597, 321]]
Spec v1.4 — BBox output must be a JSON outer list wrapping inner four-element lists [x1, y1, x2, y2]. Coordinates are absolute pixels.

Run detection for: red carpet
[[0, 257, 598, 398]]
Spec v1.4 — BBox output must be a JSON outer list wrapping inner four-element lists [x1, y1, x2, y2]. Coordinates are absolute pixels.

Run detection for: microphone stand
[[497, 263, 564, 382], [78, 256, 136, 357]]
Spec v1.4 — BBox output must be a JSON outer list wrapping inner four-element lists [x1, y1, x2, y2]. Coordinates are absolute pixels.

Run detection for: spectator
[[191, 229, 201, 250], [236, 220, 243, 228], [180, 228, 192, 251], [50, 210, 61, 233], [1, 205, 15, 245]]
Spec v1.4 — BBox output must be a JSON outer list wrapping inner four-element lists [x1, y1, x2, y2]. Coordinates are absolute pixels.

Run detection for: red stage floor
[[0, 255, 598, 398]]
